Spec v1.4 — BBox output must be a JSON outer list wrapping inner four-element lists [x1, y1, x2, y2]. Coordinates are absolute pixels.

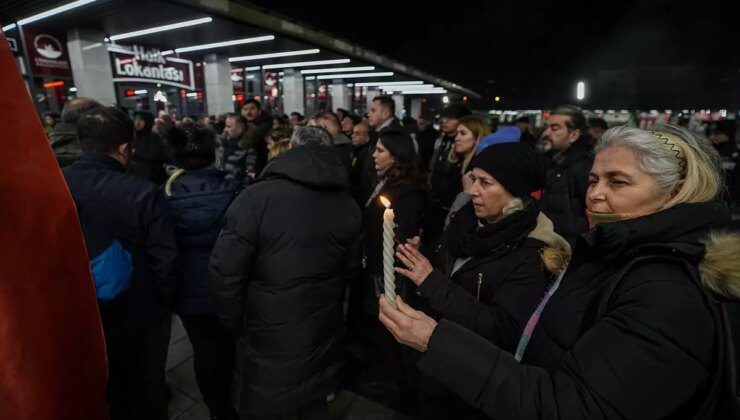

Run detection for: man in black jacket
[[540, 105, 594, 245], [63, 106, 178, 420], [242, 99, 272, 172], [210, 125, 362, 419]]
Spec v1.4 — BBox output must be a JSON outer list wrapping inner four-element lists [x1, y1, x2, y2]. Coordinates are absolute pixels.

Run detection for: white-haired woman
[[380, 124, 740, 419]]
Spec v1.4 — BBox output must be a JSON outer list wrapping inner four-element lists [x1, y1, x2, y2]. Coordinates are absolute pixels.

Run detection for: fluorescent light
[[355, 81, 424, 87], [317, 72, 393, 80], [399, 90, 448, 95], [186, 92, 198, 97], [245, 66, 261, 71], [134, 89, 148, 95], [229, 49, 320, 62], [18, 0, 99, 25], [443, 96, 450, 104], [576, 81, 585, 100], [379, 84, 434, 90], [301, 66, 374, 74], [278, 72, 284, 76], [2, 23, 17, 32], [262, 59, 349, 70], [175, 35, 274, 53], [161, 50, 174, 56], [69, 87, 77, 92], [109, 17, 212, 41], [305, 76, 316, 80]]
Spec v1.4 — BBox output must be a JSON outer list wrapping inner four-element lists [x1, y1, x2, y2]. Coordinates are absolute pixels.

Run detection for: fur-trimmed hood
[[700, 231, 740, 301], [528, 212, 571, 275]]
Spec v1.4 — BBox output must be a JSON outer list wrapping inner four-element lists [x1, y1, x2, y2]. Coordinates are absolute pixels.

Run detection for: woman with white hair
[[380, 124, 740, 419]]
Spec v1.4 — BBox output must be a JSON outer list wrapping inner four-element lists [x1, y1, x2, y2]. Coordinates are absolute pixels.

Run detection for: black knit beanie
[[469, 142, 547, 199]]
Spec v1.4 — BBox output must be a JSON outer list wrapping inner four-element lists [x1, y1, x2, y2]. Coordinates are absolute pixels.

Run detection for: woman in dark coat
[[380, 124, 740, 419], [164, 124, 241, 420]]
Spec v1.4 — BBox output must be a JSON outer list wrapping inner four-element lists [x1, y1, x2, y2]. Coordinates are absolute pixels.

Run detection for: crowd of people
[[44, 95, 740, 420]]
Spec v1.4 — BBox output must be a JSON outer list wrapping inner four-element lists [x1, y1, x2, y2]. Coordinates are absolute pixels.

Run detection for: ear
[[568, 129, 581, 144]]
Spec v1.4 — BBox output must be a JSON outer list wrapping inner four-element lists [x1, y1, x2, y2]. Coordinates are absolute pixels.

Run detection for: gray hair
[[594, 124, 723, 205], [290, 125, 332, 147], [61, 97, 104, 124]]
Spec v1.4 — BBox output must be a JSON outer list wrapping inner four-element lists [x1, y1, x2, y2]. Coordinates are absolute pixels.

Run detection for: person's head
[[336, 108, 349, 122], [588, 117, 608, 141], [224, 113, 247, 139], [197, 115, 212, 127], [310, 111, 341, 136], [290, 125, 332, 147], [241, 99, 262, 122], [372, 129, 418, 183], [60, 97, 103, 124], [78, 106, 135, 166], [268, 139, 292, 161], [342, 114, 361, 136], [468, 143, 547, 223], [44, 112, 59, 127], [417, 114, 432, 131], [266, 128, 290, 150], [588, 124, 723, 225], [450, 115, 492, 174], [272, 115, 289, 131], [708, 120, 737, 146], [367, 96, 395, 128], [289, 112, 304, 128], [166, 124, 216, 170], [543, 105, 586, 151], [134, 111, 154, 132], [352, 122, 371, 147], [440, 104, 472, 136], [515, 116, 530, 133]]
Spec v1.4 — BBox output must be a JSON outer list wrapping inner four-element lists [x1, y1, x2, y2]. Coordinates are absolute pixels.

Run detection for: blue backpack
[[89, 239, 132, 301]]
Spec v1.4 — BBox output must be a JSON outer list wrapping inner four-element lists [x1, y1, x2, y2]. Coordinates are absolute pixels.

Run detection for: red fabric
[[0, 32, 108, 419]]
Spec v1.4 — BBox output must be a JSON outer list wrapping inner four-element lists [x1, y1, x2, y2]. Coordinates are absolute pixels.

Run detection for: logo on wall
[[110, 44, 194, 90], [23, 26, 72, 78]]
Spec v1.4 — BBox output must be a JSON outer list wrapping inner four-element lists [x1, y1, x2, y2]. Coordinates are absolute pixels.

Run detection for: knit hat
[[469, 142, 547, 200], [167, 124, 216, 170], [440, 104, 472, 119], [476, 126, 521, 153]]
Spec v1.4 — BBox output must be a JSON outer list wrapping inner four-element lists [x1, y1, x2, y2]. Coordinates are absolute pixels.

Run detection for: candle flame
[[379, 196, 391, 208]]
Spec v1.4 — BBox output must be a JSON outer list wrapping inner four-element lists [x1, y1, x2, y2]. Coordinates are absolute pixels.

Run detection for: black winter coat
[[63, 153, 178, 319], [541, 140, 593, 245], [165, 167, 240, 314], [418, 201, 735, 420], [209, 144, 362, 416], [426, 135, 463, 240], [419, 202, 554, 353]]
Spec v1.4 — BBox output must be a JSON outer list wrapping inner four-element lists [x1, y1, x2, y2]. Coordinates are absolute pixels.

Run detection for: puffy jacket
[[209, 144, 362, 416]]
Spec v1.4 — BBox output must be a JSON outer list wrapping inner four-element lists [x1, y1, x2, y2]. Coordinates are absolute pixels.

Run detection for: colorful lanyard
[[514, 266, 568, 363]]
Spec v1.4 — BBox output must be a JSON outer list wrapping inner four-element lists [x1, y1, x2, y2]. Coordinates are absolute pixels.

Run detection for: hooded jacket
[[417, 201, 740, 419], [209, 144, 362, 415]]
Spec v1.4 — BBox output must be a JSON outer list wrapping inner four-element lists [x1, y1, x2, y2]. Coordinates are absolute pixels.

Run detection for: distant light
[[262, 59, 349, 70], [245, 66, 261, 71], [18, 0, 99, 26], [305, 76, 316, 80], [232, 95, 236, 101], [103, 37, 109, 42], [134, 89, 148, 95], [110, 17, 212, 41], [186, 92, 199, 98], [576, 81, 585, 101], [161, 50, 174, 56], [301, 66, 374, 74], [494, 96, 500, 102], [69, 87, 77, 92], [356, 81, 424, 87], [443, 96, 450, 104], [175, 35, 274, 53], [43, 81, 65, 88], [229, 49, 320, 62], [316, 72, 393, 80], [2, 23, 17, 32], [402, 90, 448, 95]]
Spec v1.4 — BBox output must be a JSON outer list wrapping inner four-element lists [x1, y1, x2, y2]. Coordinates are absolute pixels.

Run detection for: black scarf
[[445, 199, 539, 258]]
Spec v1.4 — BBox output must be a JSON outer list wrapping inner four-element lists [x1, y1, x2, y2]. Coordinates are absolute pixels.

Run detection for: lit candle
[[379, 196, 397, 309]]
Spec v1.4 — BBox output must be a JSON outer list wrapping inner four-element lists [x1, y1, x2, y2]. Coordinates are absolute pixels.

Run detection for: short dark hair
[[373, 96, 396, 116], [242, 99, 261, 109], [588, 117, 608, 131], [290, 112, 304, 119], [552, 105, 586, 132], [225, 112, 248, 128], [78, 106, 134, 153], [312, 111, 340, 126], [61, 97, 104, 124], [166, 124, 216, 170], [378, 128, 418, 184]]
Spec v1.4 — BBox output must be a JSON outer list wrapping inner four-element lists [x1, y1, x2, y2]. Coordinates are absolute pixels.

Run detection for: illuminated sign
[[110, 44, 194, 90]]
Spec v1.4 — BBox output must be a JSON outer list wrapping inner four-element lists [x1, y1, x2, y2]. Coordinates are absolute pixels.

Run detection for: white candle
[[380, 196, 397, 309]]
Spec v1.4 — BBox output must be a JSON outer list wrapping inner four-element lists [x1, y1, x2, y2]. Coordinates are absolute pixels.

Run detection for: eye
[[588, 178, 598, 185], [610, 179, 627, 186]]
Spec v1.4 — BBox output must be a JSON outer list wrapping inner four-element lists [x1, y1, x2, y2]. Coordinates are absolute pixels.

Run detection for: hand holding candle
[[379, 196, 397, 309]]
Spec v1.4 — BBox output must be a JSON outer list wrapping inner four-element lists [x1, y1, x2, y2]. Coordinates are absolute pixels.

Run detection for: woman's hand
[[379, 295, 437, 352], [395, 243, 433, 286]]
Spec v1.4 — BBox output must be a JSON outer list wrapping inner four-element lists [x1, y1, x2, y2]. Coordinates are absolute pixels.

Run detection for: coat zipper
[[476, 273, 483, 301]]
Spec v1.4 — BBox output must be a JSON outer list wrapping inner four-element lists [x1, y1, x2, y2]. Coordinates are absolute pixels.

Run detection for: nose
[[587, 181, 607, 204]]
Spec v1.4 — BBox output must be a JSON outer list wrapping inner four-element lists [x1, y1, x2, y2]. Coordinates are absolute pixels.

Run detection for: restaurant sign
[[110, 44, 194, 90]]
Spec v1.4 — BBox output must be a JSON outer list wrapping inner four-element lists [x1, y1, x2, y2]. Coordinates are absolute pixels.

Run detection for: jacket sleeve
[[394, 189, 427, 241], [142, 189, 179, 305], [209, 189, 260, 331], [418, 262, 714, 420], [417, 256, 547, 353]]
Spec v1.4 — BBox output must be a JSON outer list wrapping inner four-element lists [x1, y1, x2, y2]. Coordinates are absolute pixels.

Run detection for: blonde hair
[[268, 139, 291, 161], [594, 124, 723, 208], [449, 116, 491, 174]]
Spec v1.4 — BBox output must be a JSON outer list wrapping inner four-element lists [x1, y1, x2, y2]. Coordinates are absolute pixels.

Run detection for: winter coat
[[541, 139, 593, 245], [426, 136, 464, 241], [417, 201, 740, 420], [417, 125, 440, 173], [350, 142, 371, 205], [164, 167, 240, 315], [332, 133, 353, 169], [419, 201, 568, 353], [215, 131, 257, 182], [63, 152, 178, 319], [249, 112, 273, 173], [49, 122, 82, 167], [209, 144, 362, 416]]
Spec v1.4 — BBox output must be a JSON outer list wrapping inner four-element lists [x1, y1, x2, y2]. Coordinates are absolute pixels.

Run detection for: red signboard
[[23, 26, 72, 78]]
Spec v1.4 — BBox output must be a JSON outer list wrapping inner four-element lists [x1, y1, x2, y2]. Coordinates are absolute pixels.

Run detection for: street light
[[577, 81, 585, 101]]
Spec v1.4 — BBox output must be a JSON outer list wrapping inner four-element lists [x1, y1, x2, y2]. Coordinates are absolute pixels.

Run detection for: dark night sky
[[248, 0, 739, 109]]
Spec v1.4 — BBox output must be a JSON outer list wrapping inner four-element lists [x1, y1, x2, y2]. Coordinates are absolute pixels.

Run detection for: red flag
[[0, 32, 108, 418]]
